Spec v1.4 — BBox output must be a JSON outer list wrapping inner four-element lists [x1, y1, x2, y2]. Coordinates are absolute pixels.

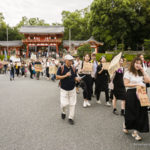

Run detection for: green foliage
[[62, 7, 91, 40], [124, 54, 136, 61], [77, 44, 92, 58], [96, 53, 113, 62], [144, 39, 150, 50], [96, 53, 138, 62], [0, 55, 10, 61], [90, 0, 150, 50], [16, 16, 50, 28]]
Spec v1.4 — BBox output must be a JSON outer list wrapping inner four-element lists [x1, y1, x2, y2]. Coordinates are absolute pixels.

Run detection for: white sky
[[0, 0, 93, 27]]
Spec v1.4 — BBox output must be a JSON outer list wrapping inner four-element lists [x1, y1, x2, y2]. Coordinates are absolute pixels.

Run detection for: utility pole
[[5, 27, 8, 60], [69, 28, 71, 52]]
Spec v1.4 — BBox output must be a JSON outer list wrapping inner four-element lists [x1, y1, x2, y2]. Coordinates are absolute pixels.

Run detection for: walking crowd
[[0, 52, 150, 142]]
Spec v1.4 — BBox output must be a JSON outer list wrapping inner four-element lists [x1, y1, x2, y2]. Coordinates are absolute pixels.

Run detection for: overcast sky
[[0, 0, 93, 27]]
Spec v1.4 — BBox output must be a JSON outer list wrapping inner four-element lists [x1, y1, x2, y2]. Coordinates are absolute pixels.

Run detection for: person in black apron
[[110, 57, 126, 115], [95, 56, 111, 106]]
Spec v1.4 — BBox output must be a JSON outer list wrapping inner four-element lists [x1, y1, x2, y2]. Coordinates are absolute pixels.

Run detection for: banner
[[136, 86, 150, 107], [49, 66, 57, 74], [35, 64, 42, 72]]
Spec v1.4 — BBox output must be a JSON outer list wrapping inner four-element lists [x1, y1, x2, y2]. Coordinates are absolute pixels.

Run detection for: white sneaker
[[96, 100, 101, 104], [105, 102, 111, 106], [86, 101, 91, 107], [83, 101, 87, 108]]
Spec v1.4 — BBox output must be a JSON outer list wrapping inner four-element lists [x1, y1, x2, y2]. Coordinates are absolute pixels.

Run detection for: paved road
[[0, 73, 150, 150]]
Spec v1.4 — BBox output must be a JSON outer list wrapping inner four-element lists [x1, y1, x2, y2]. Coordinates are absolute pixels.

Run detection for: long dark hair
[[129, 57, 143, 76], [84, 53, 91, 61]]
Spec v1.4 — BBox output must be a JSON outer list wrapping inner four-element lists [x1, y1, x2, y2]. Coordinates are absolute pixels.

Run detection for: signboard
[[35, 64, 42, 72], [49, 66, 57, 74], [102, 62, 110, 70], [136, 86, 150, 107], [82, 62, 93, 72], [17, 62, 21, 66]]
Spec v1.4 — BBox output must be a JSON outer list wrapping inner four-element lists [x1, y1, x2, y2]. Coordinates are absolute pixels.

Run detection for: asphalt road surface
[[0, 72, 150, 150]]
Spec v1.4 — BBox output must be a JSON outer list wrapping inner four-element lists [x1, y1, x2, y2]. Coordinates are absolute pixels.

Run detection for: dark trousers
[[91, 77, 96, 95], [96, 89, 109, 102], [82, 75, 92, 100], [30, 70, 33, 79], [36, 72, 40, 80], [46, 67, 49, 78], [16, 69, 19, 76]]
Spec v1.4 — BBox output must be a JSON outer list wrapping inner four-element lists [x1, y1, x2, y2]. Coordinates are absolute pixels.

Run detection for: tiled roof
[[19, 26, 64, 34], [83, 36, 104, 45], [63, 40, 85, 47], [0, 40, 23, 47]]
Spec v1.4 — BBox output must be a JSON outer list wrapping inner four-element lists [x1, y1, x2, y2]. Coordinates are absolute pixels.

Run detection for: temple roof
[[63, 37, 103, 47], [0, 40, 23, 47], [19, 26, 64, 34], [63, 40, 84, 47], [83, 36, 104, 45]]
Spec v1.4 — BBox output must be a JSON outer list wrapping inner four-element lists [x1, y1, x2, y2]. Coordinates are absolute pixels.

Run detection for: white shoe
[[83, 101, 87, 108], [86, 101, 91, 107], [96, 100, 101, 104], [105, 102, 111, 106]]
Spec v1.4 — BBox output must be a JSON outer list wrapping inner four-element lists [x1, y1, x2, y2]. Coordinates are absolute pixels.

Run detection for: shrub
[[0, 55, 10, 61], [96, 53, 113, 62]]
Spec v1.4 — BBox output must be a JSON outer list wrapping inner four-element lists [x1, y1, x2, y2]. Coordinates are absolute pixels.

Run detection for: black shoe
[[68, 119, 74, 125], [61, 113, 66, 120], [113, 110, 119, 115], [120, 110, 125, 116]]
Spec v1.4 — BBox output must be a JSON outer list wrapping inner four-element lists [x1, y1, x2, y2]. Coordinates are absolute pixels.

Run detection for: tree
[[77, 44, 91, 58], [16, 17, 50, 28], [90, 0, 150, 51], [62, 7, 91, 40]]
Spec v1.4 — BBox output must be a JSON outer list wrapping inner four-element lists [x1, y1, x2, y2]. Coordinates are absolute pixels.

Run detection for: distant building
[[0, 40, 23, 56], [19, 26, 64, 57], [0, 26, 103, 57], [63, 36, 104, 54]]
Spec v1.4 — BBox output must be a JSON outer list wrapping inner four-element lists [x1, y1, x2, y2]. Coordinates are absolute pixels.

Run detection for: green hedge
[[96, 53, 113, 62], [0, 55, 10, 61], [96, 53, 137, 62]]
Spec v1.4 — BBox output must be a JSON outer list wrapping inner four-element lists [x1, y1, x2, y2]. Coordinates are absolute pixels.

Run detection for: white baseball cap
[[64, 54, 74, 60]]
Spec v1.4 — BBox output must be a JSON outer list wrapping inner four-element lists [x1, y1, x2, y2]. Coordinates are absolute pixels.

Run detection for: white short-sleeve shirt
[[124, 71, 145, 89]]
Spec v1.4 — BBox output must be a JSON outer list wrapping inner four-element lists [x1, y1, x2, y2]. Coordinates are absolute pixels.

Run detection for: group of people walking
[[56, 53, 150, 141], [3, 52, 150, 141]]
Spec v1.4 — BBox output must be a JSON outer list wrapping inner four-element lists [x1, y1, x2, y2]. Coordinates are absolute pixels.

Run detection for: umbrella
[[108, 52, 122, 78]]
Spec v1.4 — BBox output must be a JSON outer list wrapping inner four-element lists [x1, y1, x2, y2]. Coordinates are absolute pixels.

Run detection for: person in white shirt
[[123, 57, 150, 141], [74, 56, 82, 93]]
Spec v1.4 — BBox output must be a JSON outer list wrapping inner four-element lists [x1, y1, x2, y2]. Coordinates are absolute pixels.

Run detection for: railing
[[22, 39, 62, 43]]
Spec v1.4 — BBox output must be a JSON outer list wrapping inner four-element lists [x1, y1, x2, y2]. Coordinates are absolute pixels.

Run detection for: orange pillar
[[56, 44, 59, 54], [16, 48, 18, 57], [26, 44, 29, 58]]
